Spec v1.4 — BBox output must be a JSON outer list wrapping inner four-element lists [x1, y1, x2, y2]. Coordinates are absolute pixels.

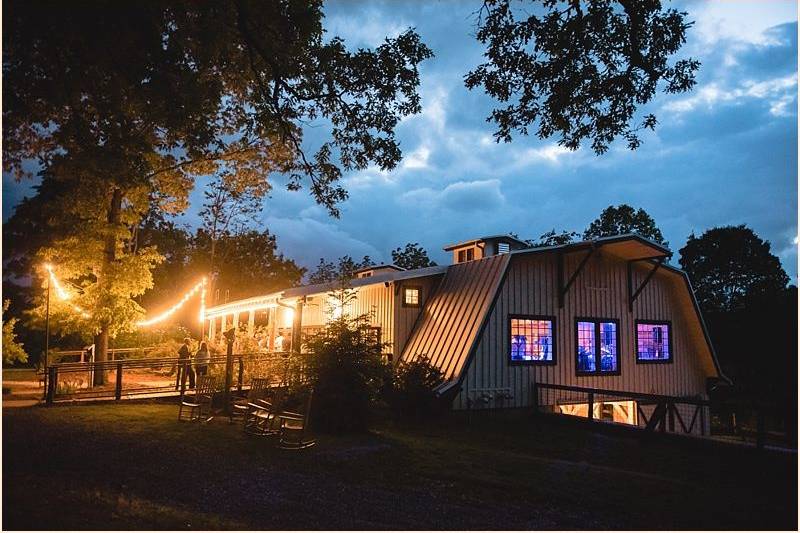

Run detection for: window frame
[[574, 317, 622, 376], [634, 319, 674, 364], [508, 314, 557, 366], [402, 285, 422, 308]]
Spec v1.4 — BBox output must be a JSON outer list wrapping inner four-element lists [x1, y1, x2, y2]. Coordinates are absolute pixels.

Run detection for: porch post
[[291, 299, 304, 355], [269, 307, 277, 352], [247, 310, 255, 337], [209, 318, 216, 341]]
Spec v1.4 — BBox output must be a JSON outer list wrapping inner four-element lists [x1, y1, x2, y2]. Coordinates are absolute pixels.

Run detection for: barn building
[[204, 233, 727, 430]]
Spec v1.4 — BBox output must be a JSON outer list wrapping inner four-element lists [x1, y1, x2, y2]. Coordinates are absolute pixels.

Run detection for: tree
[[198, 174, 266, 283], [679, 226, 795, 406], [678, 226, 790, 314], [465, 0, 699, 154], [583, 204, 667, 245], [391, 242, 437, 269], [3, 300, 29, 365], [530, 229, 579, 247], [197, 229, 306, 302], [4, 1, 432, 367], [307, 255, 375, 285]]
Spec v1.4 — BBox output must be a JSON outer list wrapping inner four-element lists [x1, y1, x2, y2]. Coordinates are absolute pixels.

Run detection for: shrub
[[302, 314, 389, 433], [390, 355, 444, 419]]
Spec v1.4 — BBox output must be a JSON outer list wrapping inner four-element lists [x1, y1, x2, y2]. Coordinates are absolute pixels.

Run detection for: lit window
[[636, 321, 672, 363], [403, 286, 420, 307], [509, 316, 555, 363], [576, 319, 619, 375]]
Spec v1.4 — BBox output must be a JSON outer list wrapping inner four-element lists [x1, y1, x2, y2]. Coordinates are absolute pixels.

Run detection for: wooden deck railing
[[44, 352, 300, 404], [533, 382, 793, 450]]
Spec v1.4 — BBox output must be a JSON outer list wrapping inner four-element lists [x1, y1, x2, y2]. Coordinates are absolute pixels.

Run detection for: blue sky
[[3, 0, 798, 280]]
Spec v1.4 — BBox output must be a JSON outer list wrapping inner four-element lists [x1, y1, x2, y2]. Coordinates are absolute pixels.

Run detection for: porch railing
[[533, 382, 794, 450], [44, 352, 300, 404]]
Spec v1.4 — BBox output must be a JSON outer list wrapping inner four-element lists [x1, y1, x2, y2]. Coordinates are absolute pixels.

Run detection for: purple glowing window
[[636, 322, 671, 362], [576, 320, 618, 374], [510, 318, 554, 363]]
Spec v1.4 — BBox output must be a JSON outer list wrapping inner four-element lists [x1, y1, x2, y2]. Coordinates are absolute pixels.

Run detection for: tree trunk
[[92, 328, 108, 386], [93, 187, 123, 386]]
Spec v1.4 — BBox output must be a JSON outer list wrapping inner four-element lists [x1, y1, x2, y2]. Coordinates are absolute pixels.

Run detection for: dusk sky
[[3, 0, 797, 280]]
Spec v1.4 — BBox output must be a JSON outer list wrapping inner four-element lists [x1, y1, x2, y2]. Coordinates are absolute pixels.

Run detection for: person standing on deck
[[177, 337, 194, 389], [194, 341, 211, 380]]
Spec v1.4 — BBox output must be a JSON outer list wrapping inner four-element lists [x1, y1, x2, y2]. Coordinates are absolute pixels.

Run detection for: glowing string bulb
[[137, 278, 207, 327], [44, 264, 90, 318]]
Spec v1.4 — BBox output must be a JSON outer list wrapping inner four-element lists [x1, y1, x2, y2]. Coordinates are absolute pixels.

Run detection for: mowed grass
[[3, 401, 796, 530]]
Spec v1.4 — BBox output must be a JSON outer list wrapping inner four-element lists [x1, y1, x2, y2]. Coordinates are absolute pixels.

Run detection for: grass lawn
[[3, 401, 797, 530]]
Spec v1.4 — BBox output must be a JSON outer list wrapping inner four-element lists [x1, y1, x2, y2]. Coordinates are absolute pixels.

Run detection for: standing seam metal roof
[[400, 254, 511, 382]]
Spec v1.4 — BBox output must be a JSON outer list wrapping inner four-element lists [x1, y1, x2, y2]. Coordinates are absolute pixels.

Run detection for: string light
[[199, 278, 206, 324], [137, 278, 207, 327], [43, 264, 208, 328], [45, 264, 90, 318]]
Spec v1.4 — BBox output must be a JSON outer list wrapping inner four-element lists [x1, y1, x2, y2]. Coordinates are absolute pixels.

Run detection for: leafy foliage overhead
[[678, 225, 791, 314], [583, 204, 667, 245], [465, 0, 699, 154], [3, 0, 433, 216]]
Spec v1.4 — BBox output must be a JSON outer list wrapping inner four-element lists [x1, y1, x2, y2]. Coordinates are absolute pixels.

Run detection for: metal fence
[[44, 352, 300, 403], [534, 382, 794, 450]]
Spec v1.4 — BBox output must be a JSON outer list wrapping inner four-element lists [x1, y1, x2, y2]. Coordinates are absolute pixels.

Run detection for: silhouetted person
[[177, 337, 194, 389], [194, 341, 210, 380]]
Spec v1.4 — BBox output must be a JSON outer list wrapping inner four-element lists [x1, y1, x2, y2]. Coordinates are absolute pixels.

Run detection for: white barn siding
[[455, 250, 710, 420], [300, 283, 396, 353]]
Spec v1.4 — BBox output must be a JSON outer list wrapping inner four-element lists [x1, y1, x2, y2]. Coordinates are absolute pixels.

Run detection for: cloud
[[688, 0, 797, 47], [264, 216, 384, 268], [399, 179, 505, 212], [402, 145, 431, 169], [323, 5, 409, 47], [663, 74, 797, 116]]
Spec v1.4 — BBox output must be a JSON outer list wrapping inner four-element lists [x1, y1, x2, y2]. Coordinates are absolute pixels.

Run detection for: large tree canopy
[[3, 0, 433, 215], [678, 225, 790, 314], [466, 0, 699, 154], [3, 0, 432, 369]]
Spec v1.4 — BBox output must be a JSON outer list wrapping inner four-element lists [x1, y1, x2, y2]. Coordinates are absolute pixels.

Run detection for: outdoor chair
[[229, 377, 271, 424], [178, 375, 216, 422], [243, 387, 286, 437], [276, 389, 316, 450]]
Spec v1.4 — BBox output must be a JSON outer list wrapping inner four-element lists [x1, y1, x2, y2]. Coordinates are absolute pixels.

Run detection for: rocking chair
[[277, 389, 316, 450], [243, 387, 286, 437], [178, 375, 216, 422], [230, 377, 271, 423]]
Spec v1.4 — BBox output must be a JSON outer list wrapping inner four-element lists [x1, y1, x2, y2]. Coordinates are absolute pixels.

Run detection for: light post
[[43, 265, 51, 399]]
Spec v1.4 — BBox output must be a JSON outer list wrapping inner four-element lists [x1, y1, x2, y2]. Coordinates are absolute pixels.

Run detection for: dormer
[[353, 264, 405, 279], [443, 235, 529, 264]]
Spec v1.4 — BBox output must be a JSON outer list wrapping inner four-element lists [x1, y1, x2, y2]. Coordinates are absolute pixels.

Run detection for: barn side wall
[[454, 250, 711, 421], [300, 283, 396, 351]]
